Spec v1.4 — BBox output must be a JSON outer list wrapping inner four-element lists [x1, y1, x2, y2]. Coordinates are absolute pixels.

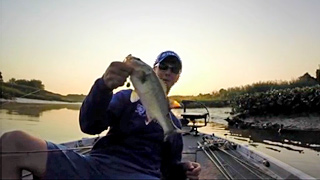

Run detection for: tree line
[[170, 72, 319, 107], [7, 78, 45, 90], [1, 71, 319, 104], [0, 71, 85, 102]]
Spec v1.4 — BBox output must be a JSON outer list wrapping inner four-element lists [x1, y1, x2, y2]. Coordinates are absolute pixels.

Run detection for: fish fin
[[164, 135, 169, 142], [163, 113, 186, 141], [175, 128, 185, 134], [130, 90, 140, 103], [169, 113, 187, 133], [168, 113, 179, 128]]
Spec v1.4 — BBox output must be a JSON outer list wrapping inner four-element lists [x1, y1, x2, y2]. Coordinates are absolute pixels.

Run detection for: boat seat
[[181, 112, 209, 136], [180, 100, 210, 136]]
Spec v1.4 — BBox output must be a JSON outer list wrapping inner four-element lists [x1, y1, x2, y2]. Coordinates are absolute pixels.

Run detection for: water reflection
[[0, 103, 81, 117], [0, 103, 95, 143], [227, 128, 320, 152], [1, 104, 319, 152]]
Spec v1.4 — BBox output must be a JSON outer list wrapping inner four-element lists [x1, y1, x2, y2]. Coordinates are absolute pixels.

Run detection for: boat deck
[[182, 131, 275, 180], [181, 131, 225, 179], [181, 126, 293, 180]]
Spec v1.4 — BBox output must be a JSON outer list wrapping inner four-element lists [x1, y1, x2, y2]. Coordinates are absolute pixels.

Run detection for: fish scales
[[124, 54, 180, 137]]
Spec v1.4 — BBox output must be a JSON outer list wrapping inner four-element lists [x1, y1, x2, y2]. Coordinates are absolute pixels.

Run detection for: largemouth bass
[[124, 54, 181, 137]]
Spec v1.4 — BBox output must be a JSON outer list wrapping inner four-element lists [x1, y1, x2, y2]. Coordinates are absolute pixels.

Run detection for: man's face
[[153, 57, 181, 91]]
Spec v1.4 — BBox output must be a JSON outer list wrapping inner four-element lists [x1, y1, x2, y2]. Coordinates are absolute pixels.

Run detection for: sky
[[1, 0, 319, 96]]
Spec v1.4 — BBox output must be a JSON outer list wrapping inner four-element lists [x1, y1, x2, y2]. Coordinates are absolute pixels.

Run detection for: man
[[0, 50, 201, 179]]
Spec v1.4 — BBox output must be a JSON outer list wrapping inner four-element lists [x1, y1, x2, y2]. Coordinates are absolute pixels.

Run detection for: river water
[[1, 102, 319, 178]]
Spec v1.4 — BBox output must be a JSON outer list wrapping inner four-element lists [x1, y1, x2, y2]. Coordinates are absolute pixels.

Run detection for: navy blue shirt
[[79, 78, 184, 178]]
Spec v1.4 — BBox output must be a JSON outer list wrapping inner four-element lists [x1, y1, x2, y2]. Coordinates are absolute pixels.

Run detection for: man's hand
[[184, 161, 201, 180], [103, 62, 133, 90]]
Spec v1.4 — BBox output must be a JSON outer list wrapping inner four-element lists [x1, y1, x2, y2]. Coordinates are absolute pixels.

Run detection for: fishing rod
[[217, 147, 273, 179], [197, 141, 233, 180]]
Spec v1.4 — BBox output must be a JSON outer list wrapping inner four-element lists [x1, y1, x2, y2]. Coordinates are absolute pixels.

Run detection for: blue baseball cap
[[154, 50, 182, 68]]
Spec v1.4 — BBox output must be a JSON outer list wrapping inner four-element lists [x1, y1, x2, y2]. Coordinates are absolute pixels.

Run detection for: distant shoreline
[[0, 98, 82, 105]]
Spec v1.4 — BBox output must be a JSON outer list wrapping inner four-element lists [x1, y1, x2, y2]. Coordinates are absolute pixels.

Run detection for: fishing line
[[0, 146, 93, 156], [18, 89, 41, 99], [1, 89, 42, 105]]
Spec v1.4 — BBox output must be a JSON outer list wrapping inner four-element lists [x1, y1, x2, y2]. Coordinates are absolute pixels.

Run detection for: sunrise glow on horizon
[[1, 0, 319, 96]]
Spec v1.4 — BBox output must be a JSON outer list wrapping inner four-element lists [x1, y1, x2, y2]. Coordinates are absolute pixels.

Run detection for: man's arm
[[161, 115, 201, 179], [79, 78, 113, 135], [161, 114, 185, 179], [79, 61, 133, 135], [161, 133, 186, 179]]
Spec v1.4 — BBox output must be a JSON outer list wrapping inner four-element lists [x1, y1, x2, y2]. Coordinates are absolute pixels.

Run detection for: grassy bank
[[1, 82, 86, 102], [170, 74, 319, 108], [231, 85, 320, 117]]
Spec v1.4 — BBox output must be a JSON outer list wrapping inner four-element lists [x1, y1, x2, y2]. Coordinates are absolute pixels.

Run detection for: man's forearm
[[79, 78, 113, 135]]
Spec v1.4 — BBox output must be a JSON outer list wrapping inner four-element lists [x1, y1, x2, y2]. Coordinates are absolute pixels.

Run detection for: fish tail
[[164, 135, 169, 142], [163, 113, 188, 141], [175, 128, 185, 134]]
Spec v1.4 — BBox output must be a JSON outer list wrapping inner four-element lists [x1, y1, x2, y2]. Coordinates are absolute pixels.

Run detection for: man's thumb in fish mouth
[[122, 60, 135, 72], [101, 63, 130, 89]]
